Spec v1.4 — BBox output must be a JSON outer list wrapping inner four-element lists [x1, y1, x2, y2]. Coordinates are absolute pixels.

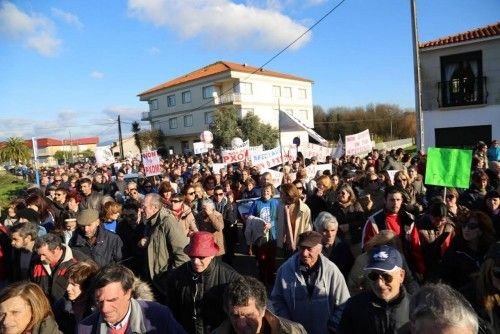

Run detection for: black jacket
[[69, 224, 123, 267], [339, 288, 410, 334], [53, 294, 93, 334], [165, 259, 241, 334]]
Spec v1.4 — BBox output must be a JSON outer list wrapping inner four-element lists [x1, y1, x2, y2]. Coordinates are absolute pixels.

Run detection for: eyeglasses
[[367, 271, 394, 283], [463, 222, 479, 230], [445, 195, 455, 200], [171, 199, 182, 203], [492, 267, 500, 279], [215, 192, 224, 196]]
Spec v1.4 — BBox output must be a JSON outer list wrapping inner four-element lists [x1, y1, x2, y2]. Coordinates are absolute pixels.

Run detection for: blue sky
[[0, 0, 498, 142]]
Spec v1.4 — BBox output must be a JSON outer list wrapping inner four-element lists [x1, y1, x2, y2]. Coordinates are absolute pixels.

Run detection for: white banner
[[248, 144, 263, 153], [262, 169, 284, 188], [282, 145, 298, 164], [301, 143, 331, 162], [212, 163, 226, 175], [221, 146, 249, 164], [345, 129, 373, 156], [250, 147, 283, 169], [331, 135, 345, 159], [95, 146, 115, 165], [193, 142, 209, 155], [233, 139, 250, 149], [142, 150, 162, 177]]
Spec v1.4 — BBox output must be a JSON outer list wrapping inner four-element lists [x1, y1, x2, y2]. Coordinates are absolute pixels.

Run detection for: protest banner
[[301, 143, 331, 162], [282, 145, 297, 163], [261, 169, 283, 188], [425, 147, 473, 188], [250, 147, 285, 169], [193, 142, 209, 155], [212, 163, 226, 175], [386, 170, 399, 184], [315, 163, 332, 175], [345, 129, 373, 156], [95, 146, 115, 165], [249, 144, 263, 153], [142, 150, 162, 177], [221, 146, 249, 164]]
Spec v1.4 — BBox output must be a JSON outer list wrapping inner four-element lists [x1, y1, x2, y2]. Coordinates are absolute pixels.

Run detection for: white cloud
[[90, 71, 104, 79], [102, 106, 143, 122], [148, 46, 160, 55], [51, 7, 84, 30], [127, 0, 311, 51], [0, 2, 61, 56]]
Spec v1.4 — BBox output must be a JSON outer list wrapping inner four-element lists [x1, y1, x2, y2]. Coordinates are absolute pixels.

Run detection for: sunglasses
[[215, 192, 224, 196], [367, 271, 394, 283], [463, 222, 479, 230], [171, 199, 182, 203], [492, 267, 500, 279], [368, 179, 378, 183], [446, 195, 455, 200], [187, 192, 195, 195]]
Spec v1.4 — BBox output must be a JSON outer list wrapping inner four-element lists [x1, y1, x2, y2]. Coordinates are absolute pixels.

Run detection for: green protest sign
[[424, 147, 473, 188]]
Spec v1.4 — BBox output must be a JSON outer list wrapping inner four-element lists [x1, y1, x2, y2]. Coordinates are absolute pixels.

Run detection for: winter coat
[[76, 298, 186, 334], [53, 294, 94, 334], [30, 245, 88, 304], [276, 201, 312, 250], [322, 238, 354, 279], [305, 189, 337, 222], [165, 259, 241, 334], [459, 185, 490, 211], [270, 253, 350, 334], [213, 309, 307, 334], [172, 204, 198, 237], [145, 207, 190, 288], [32, 315, 63, 334], [196, 210, 225, 256], [339, 288, 410, 334], [69, 224, 123, 267], [329, 201, 366, 245], [78, 191, 103, 212]]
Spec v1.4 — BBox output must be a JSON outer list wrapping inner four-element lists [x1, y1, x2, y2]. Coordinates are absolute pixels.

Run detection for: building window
[[234, 82, 253, 95], [184, 114, 193, 127], [169, 117, 177, 129], [205, 111, 214, 124], [203, 86, 215, 99], [272, 85, 281, 97], [149, 99, 158, 110], [182, 91, 191, 104], [298, 88, 307, 99], [299, 109, 309, 120], [283, 87, 292, 98], [440, 51, 484, 107], [167, 94, 176, 107]]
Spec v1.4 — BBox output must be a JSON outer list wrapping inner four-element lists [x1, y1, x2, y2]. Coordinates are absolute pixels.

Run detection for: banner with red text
[[345, 129, 373, 156], [142, 150, 162, 177]]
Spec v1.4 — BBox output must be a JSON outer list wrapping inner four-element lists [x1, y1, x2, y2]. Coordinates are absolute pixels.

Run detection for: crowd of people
[[0, 139, 499, 334]]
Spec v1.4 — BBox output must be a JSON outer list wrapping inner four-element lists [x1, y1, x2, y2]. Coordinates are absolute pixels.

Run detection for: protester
[[0, 281, 62, 334], [77, 264, 186, 333], [408, 283, 479, 334], [445, 187, 470, 225], [165, 232, 240, 333], [213, 186, 238, 264], [53, 260, 99, 333], [339, 245, 410, 334], [271, 231, 350, 333], [78, 178, 103, 212], [101, 201, 122, 233], [195, 199, 225, 256], [69, 209, 123, 267], [214, 276, 306, 334], [305, 175, 337, 221], [8, 222, 38, 281]]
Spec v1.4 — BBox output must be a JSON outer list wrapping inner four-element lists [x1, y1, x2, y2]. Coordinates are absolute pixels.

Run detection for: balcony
[[141, 111, 151, 121], [214, 92, 241, 105], [438, 76, 487, 108]]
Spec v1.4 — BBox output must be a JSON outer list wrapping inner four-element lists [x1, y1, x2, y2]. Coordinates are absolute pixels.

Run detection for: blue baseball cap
[[365, 245, 403, 272]]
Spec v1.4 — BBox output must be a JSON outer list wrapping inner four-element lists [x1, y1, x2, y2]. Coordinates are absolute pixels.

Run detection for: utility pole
[[411, 0, 424, 151], [118, 115, 124, 160]]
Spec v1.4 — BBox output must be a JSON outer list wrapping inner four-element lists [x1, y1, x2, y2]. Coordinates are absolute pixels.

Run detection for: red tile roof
[[420, 22, 500, 49], [138, 60, 312, 97], [25, 137, 99, 148]]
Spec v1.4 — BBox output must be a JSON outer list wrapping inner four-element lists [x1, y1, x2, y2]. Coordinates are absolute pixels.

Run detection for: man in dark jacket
[[214, 276, 306, 334], [339, 245, 410, 334], [77, 264, 185, 333], [78, 177, 103, 211], [69, 209, 123, 267], [459, 170, 492, 211], [9, 222, 39, 281], [165, 232, 241, 333], [30, 233, 88, 303]]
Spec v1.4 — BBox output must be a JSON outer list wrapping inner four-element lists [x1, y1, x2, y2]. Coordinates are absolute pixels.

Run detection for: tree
[[239, 112, 279, 150], [209, 107, 242, 149], [0, 137, 31, 164], [131, 121, 143, 157], [53, 150, 67, 161]]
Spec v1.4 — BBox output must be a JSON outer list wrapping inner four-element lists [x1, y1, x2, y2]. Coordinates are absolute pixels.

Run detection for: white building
[[420, 22, 500, 149], [138, 61, 325, 153]]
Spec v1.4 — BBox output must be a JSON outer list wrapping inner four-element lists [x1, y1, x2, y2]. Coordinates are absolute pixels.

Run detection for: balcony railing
[[214, 92, 241, 105], [438, 76, 487, 108], [141, 111, 151, 121]]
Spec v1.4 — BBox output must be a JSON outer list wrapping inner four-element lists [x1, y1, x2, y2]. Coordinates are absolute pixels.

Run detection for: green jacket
[[147, 207, 189, 287]]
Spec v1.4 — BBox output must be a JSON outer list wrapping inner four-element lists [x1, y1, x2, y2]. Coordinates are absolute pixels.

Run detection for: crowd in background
[[0, 139, 499, 334]]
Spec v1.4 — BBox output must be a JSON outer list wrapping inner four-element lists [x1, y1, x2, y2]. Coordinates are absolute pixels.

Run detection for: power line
[[149, 0, 349, 127]]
